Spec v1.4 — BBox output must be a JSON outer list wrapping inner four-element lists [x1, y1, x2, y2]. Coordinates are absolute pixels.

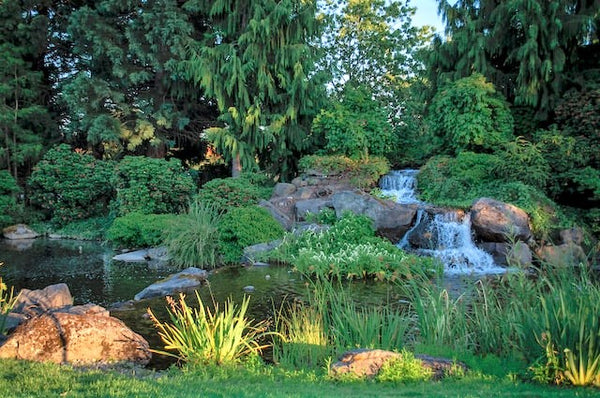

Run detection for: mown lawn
[[1, 359, 599, 398]]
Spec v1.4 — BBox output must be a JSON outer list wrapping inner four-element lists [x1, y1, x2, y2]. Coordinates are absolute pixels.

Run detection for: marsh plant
[[148, 292, 270, 365], [165, 201, 222, 269], [0, 263, 19, 334]]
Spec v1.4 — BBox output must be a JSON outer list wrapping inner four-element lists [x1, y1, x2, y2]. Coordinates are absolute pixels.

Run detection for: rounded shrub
[[111, 156, 195, 216], [195, 177, 266, 213], [28, 144, 115, 226], [106, 212, 178, 248], [219, 206, 285, 264]]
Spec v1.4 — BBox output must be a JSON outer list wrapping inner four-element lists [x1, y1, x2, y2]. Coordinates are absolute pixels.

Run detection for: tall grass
[[165, 201, 222, 269], [148, 292, 270, 365], [0, 263, 19, 335]]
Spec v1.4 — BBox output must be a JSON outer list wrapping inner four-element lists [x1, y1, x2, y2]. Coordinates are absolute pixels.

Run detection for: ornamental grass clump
[[0, 263, 19, 335], [148, 292, 270, 365]]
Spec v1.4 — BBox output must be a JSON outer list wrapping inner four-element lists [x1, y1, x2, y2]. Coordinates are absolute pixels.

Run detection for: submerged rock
[[134, 267, 208, 301]]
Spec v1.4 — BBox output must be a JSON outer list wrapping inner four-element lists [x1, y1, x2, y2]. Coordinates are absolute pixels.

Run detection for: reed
[[0, 263, 19, 335]]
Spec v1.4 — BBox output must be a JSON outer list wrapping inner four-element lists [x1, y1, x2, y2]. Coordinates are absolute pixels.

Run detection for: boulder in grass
[[0, 312, 151, 365]]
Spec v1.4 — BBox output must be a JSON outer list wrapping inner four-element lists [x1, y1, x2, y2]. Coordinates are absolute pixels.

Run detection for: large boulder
[[537, 243, 588, 267], [331, 191, 417, 242], [272, 182, 296, 197], [330, 349, 466, 380], [478, 241, 532, 267], [2, 224, 39, 240], [0, 312, 151, 365], [12, 283, 73, 314], [470, 198, 531, 242], [295, 199, 332, 221], [259, 199, 295, 231], [134, 267, 208, 301]]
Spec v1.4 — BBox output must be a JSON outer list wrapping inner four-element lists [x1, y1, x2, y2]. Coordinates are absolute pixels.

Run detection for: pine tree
[[183, 0, 323, 177]]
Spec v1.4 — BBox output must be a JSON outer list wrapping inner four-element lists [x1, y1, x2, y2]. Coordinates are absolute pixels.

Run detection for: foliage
[[218, 206, 284, 264], [195, 175, 271, 213], [53, 216, 114, 241], [28, 144, 115, 226], [298, 155, 390, 189], [165, 201, 222, 270], [427, 74, 514, 154], [0, 170, 19, 227], [312, 85, 395, 160], [148, 292, 269, 365], [111, 156, 195, 216], [183, 0, 322, 176], [495, 137, 551, 190], [106, 212, 177, 248], [304, 208, 337, 226], [375, 351, 433, 383], [0, 263, 19, 335]]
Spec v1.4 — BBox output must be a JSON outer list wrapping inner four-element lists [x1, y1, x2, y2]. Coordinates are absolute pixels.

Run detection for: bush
[[495, 137, 551, 190], [28, 144, 114, 226], [218, 206, 285, 264], [165, 202, 222, 270], [375, 351, 433, 383], [54, 216, 114, 241], [112, 156, 195, 216], [427, 73, 514, 154], [106, 212, 178, 248], [0, 171, 19, 228], [196, 176, 270, 213], [298, 155, 390, 189]]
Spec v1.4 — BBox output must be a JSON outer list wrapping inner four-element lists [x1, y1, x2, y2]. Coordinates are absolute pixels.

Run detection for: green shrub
[[0, 171, 19, 228], [165, 202, 222, 270], [106, 212, 177, 248], [376, 351, 433, 383], [148, 292, 269, 365], [427, 73, 514, 154], [298, 155, 390, 189], [54, 216, 114, 241], [28, 144, 114, 226], [495, 137, 550, 190], [219, 206, 285, 264], [0, 267, 19, 335], [196, 176, 268, 213], [112, 156, 195, 216]]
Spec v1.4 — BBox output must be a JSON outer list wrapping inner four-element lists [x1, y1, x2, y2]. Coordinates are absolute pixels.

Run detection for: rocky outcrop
[[470, 198, 531, 242], [2, 224, 39, 240], [537, 243, 588, 267], [332, 191, 417, 242], [478, 241, 533, 267], [0, 312, 151, 365], [134, 267, 208, 301], [295, 199, 332, 221], [330, 349, 466, 380]]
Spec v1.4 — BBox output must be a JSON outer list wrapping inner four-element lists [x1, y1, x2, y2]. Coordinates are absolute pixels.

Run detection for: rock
[[479, 241, 532, 267], [243, 240, 282, 264], [12, 283, 73, 315], [331, 191, 417, 242], [65, 303, 110, 317], [147, 246, 170, 261], [559, 227, 584, 245], [134, 267, 208, 301], [470, 198, 532, 242], [295, 187, 317, 200], [537, 243, 588, 267], [243, 285, 255, 293], [112, 250, 150, 262], [2, 224, 39, 240], [295, 199, 332, 221], [0, 312, 151, 365], [330, 349, 466, 380], [259, 199, 295, 231], [272, 183, 296, 197], [291, 176, 308, 188]]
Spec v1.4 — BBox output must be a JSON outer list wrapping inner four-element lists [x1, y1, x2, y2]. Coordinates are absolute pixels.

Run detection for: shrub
[[28, 144, 114, 226], [376, 351, 433, 383], [148, 292, 269, 365], [427, 73, 514, 154], [298, 155, 390, 189], [0, 171, 19, 228], [54, 216, 114, 241], [111, 156, 195, 216], [495, 137, 551, 190], [106, 212, 177, 248], [218, 206, 284, 264], [165, 202, 222, 270], [196, 176, 268, 213]]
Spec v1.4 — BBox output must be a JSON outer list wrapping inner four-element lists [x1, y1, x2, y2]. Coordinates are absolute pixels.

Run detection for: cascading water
[[380, 170, 506, 274]]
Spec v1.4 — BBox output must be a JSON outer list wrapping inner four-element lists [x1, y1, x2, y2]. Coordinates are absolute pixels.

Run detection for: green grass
[[0, 359, 598, 397]]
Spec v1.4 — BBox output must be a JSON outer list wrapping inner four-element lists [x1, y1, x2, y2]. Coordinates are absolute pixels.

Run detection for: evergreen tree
[[183, 0, 323, 177]]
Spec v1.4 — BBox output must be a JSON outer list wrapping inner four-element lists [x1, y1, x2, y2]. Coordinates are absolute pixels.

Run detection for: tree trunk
[[231, 152, 242, 177]]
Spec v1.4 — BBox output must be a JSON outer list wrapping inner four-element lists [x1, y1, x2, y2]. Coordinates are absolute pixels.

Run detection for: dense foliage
[[106, 212, 178, 248], [298, 155, 390, 189], [111, 156, 195, 216], [28, 144, 114, 226], [195, 175, 271, 213], [0, 171, 19, 227]]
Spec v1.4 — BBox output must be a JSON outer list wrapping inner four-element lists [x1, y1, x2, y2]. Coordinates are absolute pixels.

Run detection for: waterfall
[[380, 170, 506, 275]]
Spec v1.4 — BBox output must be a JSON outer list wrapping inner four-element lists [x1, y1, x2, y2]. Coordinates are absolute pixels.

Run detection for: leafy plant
[[53, 216, 114, 241], [0, 263, 19, 335], [106, 212, 178, 248], [28, 144, 115, 226], [111, 156, 195, 216], [165, 201, 222, 269], [304, 208, 337, 225], [148, 292, 270, 365], [375, 351, 433, 383], [196, 177, 268, 213], [218, 206, 284, 264], [0, 170, 20, 228]]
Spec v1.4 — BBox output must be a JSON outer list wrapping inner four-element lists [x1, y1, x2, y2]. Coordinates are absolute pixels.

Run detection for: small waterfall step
[[380, 170, 506, 275]]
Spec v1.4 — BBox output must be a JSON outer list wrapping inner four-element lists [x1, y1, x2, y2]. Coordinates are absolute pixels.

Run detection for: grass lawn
[[1, 359, 599, 398]]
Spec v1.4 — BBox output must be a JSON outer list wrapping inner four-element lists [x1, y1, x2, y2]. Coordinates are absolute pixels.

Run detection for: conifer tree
[[183, 0, 322, 177]]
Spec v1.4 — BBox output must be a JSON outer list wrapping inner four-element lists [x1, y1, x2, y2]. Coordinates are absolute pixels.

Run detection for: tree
[[183, 0, 323, 177]]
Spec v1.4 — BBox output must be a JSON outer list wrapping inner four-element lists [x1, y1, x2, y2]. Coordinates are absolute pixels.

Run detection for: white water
[[380, 170, 506, 275]]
